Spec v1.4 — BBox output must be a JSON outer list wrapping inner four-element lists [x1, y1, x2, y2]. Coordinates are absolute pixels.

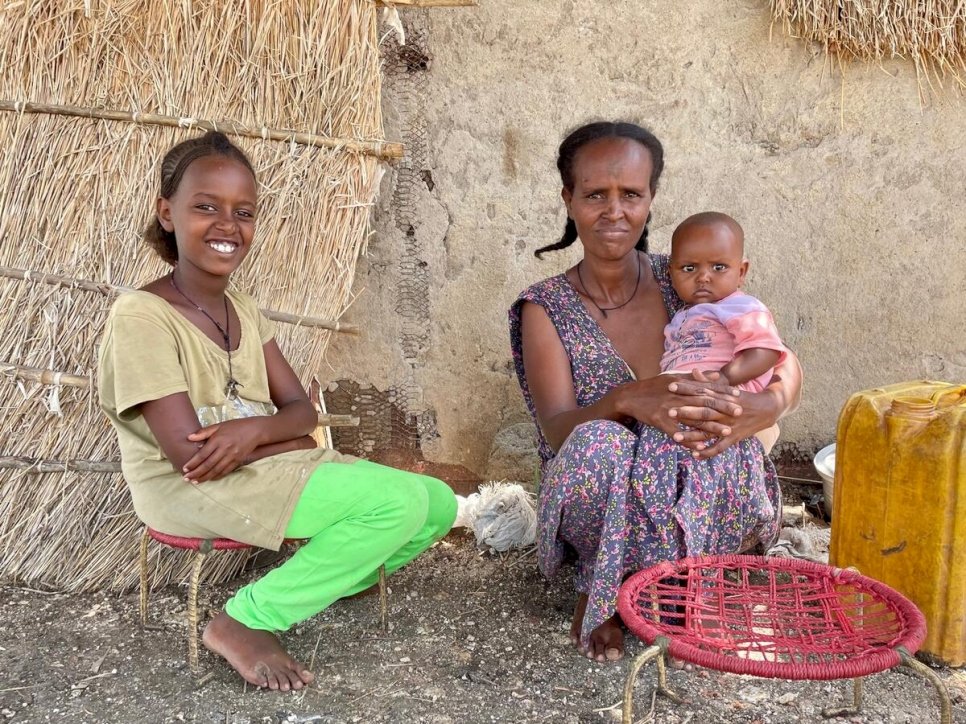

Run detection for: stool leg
[[187, 550, 208, 675], [823, 566, 869, 719], [622, 644, 683, 724], [822, 678, 863, 718], [138, 528, 150, 626], [378, 563, 388, 633], [899, 651, 952, 724]]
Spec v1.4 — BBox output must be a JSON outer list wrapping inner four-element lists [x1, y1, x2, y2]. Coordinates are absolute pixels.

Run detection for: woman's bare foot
[[202, 612, 314, 691], [570, 594, 624, 662]]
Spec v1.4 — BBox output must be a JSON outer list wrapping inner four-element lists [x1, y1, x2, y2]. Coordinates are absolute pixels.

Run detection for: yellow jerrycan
[[829, 381, 966, 665]]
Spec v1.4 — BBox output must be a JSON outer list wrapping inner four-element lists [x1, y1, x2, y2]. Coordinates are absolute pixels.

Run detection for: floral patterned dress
[[508, 254, 781, 646]]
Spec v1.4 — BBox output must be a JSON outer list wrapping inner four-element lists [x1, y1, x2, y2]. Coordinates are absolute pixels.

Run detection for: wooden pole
[[318, 414, 360, 428], [0, 456, 122, 473], [0, 364, 361, 427], [0, 362, 359, 427], [0, 363, 89, 387], [0, 265, 359, 334], [374, 0, 478, 6], [0, 411, 358, 473], [0, 101, 404, 161]]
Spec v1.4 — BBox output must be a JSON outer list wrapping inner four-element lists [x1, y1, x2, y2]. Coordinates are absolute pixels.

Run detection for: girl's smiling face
[[156, 155, 257, 278]]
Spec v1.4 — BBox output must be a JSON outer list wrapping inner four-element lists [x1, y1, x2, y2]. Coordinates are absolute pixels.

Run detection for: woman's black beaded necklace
[[575, 253, 642, 318], [170, 272, 241, 398]]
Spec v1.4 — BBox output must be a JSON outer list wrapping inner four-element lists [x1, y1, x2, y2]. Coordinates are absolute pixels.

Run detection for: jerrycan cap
[[889, 396, 937, 419]]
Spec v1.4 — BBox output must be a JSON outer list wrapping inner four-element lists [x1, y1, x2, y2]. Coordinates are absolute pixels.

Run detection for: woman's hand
[[182, 418, 265, 483], [617, 371, 742, 442], [693, 387, 783, 458], [666, 369, 741, 449], [668, 369, 787, 459]]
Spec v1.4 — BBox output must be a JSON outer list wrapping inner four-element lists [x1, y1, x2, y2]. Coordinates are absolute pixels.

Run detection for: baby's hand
[[713, 368, 733, 385]]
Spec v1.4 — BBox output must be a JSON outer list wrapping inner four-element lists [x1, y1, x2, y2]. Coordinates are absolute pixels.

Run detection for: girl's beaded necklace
[[169, 272, 241, 398]]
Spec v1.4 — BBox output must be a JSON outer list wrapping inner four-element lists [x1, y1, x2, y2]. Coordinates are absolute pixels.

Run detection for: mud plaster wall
[[323, 1, 966, 473]]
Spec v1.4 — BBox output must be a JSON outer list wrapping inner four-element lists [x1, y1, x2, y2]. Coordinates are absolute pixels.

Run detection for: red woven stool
[[138, 526, 388, 675], [617, 555, 951, 724]]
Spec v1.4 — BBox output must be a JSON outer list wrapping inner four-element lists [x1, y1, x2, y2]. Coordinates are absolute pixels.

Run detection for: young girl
[[98, 131, 456, 691], [662, 211, 787, 392]]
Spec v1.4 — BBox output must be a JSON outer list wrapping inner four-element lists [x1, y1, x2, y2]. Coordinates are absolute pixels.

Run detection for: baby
[[662, 211, 786, 392]]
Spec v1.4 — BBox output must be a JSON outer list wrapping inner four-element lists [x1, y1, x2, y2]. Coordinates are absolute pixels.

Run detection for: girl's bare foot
[[202, 612, 314, 691], [570, 593, 624, 662]]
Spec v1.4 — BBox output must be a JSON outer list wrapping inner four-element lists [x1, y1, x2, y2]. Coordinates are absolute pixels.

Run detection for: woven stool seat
[[146, 528, 254, 552], [616, 554, 950, 723]]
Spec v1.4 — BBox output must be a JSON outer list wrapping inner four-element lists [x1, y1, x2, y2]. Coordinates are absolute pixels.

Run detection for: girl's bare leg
[[203, 612, 314, 691]]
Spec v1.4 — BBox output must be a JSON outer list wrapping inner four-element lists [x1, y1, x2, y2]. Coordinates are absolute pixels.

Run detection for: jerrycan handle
[[931, 385, 966, 408]]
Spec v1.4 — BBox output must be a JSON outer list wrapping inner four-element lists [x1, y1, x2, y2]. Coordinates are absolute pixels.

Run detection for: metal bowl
[[813, 443, 836, 511]]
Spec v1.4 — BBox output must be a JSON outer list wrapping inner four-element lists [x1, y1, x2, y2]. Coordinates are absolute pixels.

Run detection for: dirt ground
[[2, 511, 963, 724]]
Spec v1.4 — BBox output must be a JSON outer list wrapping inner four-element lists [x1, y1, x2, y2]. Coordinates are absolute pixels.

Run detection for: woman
[[509, 121, 801, 663]]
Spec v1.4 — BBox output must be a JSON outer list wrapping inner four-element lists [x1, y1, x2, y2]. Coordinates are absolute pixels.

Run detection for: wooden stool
[[618, 554, 951, 724], [138, 526, 388, 674]]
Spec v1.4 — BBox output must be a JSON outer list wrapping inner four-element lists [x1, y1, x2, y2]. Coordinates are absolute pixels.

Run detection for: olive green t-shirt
[[98, 290, 349, 549]]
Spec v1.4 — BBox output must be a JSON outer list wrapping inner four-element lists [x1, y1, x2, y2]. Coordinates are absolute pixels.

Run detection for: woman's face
[[562, 137, 654, 262]]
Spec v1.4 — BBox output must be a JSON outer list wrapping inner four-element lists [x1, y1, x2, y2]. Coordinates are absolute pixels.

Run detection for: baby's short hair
[[672, 211, 744, 254]]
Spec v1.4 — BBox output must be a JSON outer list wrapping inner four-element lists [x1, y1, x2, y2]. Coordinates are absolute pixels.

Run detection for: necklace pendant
[[225, 377, 242, 399]]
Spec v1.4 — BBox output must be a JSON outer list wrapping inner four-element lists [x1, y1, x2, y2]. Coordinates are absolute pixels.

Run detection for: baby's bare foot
[[203, 612, 314, 691], [570, 594, 625, 662]]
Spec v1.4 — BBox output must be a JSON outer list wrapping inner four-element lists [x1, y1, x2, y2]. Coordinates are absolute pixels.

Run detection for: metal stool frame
[[617, 555, 951, 724]]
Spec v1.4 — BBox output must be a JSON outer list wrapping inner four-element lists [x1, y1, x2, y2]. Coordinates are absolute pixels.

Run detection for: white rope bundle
[[454, 482, 537, 552]]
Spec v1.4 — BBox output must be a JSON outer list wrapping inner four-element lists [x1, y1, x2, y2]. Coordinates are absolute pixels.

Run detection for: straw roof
[[771, 0, 966, 89], [0, 1, 389, 591]]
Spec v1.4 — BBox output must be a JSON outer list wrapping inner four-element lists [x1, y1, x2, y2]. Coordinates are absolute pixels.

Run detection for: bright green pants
[[224, 459, 457, 632]]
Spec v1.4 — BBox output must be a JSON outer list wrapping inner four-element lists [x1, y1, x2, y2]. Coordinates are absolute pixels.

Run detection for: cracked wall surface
[[323, 1, 966, 473]]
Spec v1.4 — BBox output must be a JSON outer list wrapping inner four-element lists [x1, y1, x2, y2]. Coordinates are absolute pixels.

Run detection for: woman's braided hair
[[144, 131, 256, 265], [535, 121, 665, 259]]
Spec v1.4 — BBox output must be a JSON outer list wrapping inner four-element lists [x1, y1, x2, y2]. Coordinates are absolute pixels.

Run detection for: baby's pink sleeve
[[723, 304, 786, 362]]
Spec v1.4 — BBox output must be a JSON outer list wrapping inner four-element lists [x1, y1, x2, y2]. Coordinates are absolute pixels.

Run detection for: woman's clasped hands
[[616, 369, 780, 460]]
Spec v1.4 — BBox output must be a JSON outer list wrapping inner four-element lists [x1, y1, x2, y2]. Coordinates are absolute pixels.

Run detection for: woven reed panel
[[0, 1, 386, 591], [771, 0, 966, 78]]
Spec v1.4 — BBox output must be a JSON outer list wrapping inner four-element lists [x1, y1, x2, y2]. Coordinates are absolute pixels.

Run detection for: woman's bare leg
[[570, 593, 624, 662]]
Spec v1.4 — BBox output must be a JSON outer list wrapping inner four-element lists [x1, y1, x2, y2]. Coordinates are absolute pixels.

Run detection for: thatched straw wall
[[0, 1, 389, 591], [771, 0, 966, 85]]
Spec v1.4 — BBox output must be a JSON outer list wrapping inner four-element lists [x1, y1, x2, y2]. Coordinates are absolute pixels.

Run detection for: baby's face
[[669, 223, 748, 305]]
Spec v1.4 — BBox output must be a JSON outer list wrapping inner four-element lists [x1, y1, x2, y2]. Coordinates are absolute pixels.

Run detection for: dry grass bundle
[[0, 0, 388, 591], [771, 0, 966, 91]]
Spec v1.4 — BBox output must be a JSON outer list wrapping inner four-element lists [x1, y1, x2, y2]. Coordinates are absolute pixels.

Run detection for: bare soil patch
[[1, 525, 961, 724]]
